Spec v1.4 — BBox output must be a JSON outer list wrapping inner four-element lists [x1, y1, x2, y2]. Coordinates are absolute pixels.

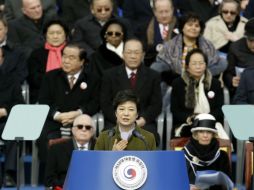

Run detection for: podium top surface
[[64, 151, 190, 190], [2, 104, 49, 141], [222, 105, 254, 140]]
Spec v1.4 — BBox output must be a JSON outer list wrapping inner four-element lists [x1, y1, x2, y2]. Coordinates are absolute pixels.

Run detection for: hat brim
[[191, 127, 217, 134], [245, 33, 254, 40]]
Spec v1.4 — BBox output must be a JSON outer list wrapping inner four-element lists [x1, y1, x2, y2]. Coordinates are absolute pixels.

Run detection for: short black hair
[[0, 12, 7, 27], [100, 18, 128, 43], [43, 18, 69, 37], [178, 12, 205, 35], [123, 37, 145, 52], [63, 43, 88, 62], [113, 89, 140, 113], [185, 48, 208, 67]]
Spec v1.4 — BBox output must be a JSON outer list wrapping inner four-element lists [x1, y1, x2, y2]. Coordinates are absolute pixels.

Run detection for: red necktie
[[130, 72, 136, 89]]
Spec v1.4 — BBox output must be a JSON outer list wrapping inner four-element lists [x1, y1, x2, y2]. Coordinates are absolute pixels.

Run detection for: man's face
[[72, 116, 94, 145], [246, 38, 254, 53], [123, 40, 144, 70], [61, 46, 84, 75], [154, 0, 174, 25], [0, 21, 7, 43], [91, 0, 113, 22], [22, 0, 43, 21]]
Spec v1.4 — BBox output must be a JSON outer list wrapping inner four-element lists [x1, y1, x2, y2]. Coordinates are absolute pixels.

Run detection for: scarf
[[184, 137, 220, 175], [106, 42, 124, 58], [45, 42, 66, 72]]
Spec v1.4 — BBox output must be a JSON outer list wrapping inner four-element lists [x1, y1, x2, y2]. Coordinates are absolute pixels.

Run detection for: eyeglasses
[[74, 125, 93, 130], [222, 10, 237, 15], [96, 7, 111, 13], [106, 31, 123, 37]]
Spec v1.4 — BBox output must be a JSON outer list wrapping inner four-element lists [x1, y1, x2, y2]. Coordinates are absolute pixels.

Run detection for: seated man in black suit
[[45, 114, 96, 189], [100, 38, 162, 145], [38, 43, 100, 165]]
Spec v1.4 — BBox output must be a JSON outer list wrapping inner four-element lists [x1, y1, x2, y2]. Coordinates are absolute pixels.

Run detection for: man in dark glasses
[[45, 114, 96, 189]]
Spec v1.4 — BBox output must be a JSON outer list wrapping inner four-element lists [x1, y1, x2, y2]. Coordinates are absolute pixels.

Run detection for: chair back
[[245, 142, 253, 190]]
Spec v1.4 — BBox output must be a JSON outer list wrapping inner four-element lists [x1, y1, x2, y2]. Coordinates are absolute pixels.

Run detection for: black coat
[[101, 64, 162, 125], [45, 138, 96, 188], [89, 43, 123, 78], [38, 68, 100, 133], [171, 76, 224, 127], [27, 47, 49, 103]]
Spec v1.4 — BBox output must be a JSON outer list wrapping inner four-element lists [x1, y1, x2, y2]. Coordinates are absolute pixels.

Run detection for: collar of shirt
[[0, 39, 7, 48], [159, 24, 169, 36], [125, 67, 137, 78], [119, 126, 135, 141], [68, 70, 81, 84], [76, 142, 89, 150]]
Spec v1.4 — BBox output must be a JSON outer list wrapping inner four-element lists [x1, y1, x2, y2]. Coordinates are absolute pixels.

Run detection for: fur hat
[[191, 113, 217, 134]]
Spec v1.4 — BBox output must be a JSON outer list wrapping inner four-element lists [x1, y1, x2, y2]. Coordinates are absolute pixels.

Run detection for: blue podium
[[64, 151, 189, 190]]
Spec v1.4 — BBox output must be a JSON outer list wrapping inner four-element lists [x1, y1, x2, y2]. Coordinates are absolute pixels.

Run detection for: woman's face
[[194, 131, 214, 145], [182, 20, 201, 39], [221, 2, 238, 24], [115, 101, 138, 128], [46, 24, 66, 47], [105, 23, 123, 47], [187, 53, 206, 80]]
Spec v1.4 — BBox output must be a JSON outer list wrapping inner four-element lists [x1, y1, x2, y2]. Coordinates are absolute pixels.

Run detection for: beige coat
[[204, 15, 248, 49]]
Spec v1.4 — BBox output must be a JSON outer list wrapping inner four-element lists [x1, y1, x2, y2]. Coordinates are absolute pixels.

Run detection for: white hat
[[191, 113, 217, 134]]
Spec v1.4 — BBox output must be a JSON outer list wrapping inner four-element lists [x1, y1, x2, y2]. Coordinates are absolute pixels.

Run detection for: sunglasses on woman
[[222, 10, 237, 15], [106, 31, 123, 37], [74, 125, 93, 130]]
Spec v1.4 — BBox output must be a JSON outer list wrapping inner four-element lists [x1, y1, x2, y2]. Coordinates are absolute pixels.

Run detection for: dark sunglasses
[[106, 31, 123, 37], [96, 7, 111, 13], [222, 10, 237, 15], [75, 125, 92, 130]]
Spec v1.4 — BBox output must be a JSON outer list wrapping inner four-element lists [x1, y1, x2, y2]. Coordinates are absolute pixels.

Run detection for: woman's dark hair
[[0, 12, 7, 27], [43, 19, 69, 39], [62, 42, 88, 62], [113, 89, 140, 113], [185, 48, 208, 66], [178, 12, 205, 35], [100, 18, 128, 43]]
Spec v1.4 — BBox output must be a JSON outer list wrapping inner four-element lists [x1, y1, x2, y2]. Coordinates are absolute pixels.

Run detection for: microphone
[[132, 129, 148, 150], [108, 128, 115, 150]]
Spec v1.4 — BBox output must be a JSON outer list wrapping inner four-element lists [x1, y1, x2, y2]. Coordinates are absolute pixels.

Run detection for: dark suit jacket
[[171, 76, 224, 127], [38, 68, 100, 133], [45, 138, 96, 188], [101, 64, 162, 126], [27, 47, 49, 103], [7, 15, 53, 59], [0, 42, 28, 84]]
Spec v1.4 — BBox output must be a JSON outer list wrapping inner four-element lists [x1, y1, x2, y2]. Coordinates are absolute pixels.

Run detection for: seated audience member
[[0, 13, 27, 84], [174, 0, 221, 22], [71, 0, 131, 57], [100, 38, 162, 145], [223, 18, 254, 99], [204, 0, 247, 53], [95, 89, 156, 150], [171, 49, 224, 138], [242, 0, 254, 18], [4, 0, 56, 21], [233, 67, 254, 104], [145, 0, 177, 66], [184, 113, 231, 190], [89, 18, 127, 77], [151, 12, 227, 86], [7, 0, 56, 59], [37, 43, 100, 165], [0, 72, 24, 187], [45, 114, 96, 189], [27, 19, 69, 104], [122, 0, 153, 41]]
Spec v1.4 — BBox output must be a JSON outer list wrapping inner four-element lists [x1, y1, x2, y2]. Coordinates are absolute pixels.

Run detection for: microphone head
[[132, 129, 144, 140], [108, 128, 115, 137]]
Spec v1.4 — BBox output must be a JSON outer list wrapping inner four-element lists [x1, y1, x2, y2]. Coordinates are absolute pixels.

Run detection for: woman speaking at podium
[[95, 89, 156, 151]]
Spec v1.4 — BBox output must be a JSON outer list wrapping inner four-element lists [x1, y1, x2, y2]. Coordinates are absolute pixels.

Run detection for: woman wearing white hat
[[184, 113, 232, 190]]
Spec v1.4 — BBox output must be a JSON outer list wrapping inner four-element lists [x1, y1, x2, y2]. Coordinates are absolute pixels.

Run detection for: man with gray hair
[[45, 114, 96, 189]]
